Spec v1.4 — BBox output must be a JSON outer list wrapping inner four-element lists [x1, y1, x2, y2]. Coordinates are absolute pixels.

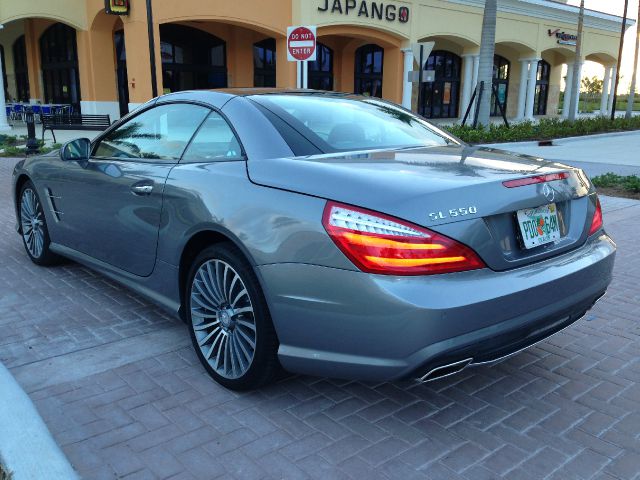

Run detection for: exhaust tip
[[417, 358, 473, 383]]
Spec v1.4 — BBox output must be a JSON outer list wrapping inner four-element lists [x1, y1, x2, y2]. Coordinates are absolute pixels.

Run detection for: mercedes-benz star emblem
[[542, 183, 555, 203]]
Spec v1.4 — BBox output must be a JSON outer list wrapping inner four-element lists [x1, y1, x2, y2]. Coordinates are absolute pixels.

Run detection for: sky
[[567, 0, 640, 92]]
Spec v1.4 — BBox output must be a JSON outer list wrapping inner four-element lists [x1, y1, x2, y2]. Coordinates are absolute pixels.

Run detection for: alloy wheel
[[20, 188, 45, 259], [190, 259, 257, 379]]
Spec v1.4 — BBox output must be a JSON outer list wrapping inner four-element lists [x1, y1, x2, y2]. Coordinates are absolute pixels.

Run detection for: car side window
[[181, 111, 243, 163], [93, 103, 209, 161]]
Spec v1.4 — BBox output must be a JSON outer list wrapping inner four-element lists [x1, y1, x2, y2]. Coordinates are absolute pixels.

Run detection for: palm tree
[[568, 0, 585, 121], [626, 0, 640, 119], [475, 0, 498, 127]]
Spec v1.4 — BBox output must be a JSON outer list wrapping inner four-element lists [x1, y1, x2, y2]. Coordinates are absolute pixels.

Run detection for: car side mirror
[[60, 138, 91, 161]]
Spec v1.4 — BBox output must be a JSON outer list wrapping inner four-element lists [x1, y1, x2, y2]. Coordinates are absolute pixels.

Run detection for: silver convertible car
[[13, 89, 615, 390]]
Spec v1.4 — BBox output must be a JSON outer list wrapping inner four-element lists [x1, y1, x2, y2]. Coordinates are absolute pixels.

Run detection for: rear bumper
[[258, 233, 616, 382]]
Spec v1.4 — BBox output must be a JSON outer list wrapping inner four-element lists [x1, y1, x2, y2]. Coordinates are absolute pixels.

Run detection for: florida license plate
[[516, 203, 561, 249]]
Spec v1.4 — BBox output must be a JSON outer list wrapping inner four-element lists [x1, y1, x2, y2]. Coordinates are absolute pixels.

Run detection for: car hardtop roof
[[154, 88, 358, 109]]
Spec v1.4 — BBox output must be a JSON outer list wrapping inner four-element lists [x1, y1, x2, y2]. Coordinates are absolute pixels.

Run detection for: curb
[[0, 363, 79, 480]]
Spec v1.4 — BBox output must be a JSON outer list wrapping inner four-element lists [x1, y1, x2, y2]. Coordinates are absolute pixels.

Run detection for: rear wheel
[[185, 244, 280, 390], [19, 181, 61, 266]]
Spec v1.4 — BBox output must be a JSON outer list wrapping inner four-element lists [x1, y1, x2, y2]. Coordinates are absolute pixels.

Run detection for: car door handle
[[131, 182, 154, 196]]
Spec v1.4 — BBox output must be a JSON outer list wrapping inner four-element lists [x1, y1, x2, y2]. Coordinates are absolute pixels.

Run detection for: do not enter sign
[[287, 26, 317, 62]]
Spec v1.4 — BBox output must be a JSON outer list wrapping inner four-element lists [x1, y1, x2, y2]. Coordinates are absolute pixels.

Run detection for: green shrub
[[0, 134, 18, 147], [592, 173, 640, 193], [444, 115, 640, 144], [2, 146, 24, 156]]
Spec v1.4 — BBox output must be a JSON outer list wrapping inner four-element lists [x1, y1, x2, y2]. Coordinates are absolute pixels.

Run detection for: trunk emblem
[[542, 184, 555, 202]]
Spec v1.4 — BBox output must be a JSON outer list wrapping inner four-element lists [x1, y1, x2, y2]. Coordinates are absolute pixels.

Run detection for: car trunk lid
[[247, 145, 594, 270]]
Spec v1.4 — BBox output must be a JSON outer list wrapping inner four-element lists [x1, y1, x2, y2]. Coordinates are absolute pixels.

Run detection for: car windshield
[[250, 94, 457, 153]]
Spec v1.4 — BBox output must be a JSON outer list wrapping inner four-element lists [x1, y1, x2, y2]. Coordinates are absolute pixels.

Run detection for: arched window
[[534, 60, 550, 116], [354, 44, 383, 98], [491, 55, 510, 117], [420, 50, 461, 119], [40, 23, 82, 110], [308, 43, 333, 91], [253, 38, 276, 87], [13, 36, 30, 102], [160, 24, 227, 93]]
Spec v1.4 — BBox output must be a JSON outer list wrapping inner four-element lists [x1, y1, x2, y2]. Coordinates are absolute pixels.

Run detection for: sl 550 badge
[[429, 206, 478, 222]]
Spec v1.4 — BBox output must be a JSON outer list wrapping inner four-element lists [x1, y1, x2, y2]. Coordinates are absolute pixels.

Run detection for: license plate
[[516, 203, 561, 249]]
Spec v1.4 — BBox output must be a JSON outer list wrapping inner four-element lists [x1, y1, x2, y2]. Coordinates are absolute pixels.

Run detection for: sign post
[[287, 26, 317, 89]]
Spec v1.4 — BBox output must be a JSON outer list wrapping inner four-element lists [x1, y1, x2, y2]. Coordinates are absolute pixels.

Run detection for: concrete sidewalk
[[484, 130, 640, 178]]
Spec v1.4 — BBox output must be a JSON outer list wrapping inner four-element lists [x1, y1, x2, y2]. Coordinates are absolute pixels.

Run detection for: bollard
[[25, 107, 40, 155]]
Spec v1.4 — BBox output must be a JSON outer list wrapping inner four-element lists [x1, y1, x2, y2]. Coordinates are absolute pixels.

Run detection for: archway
[[316, 25, 404, 103], [160, 24, 227, 92], [39, 22, 81, 111]]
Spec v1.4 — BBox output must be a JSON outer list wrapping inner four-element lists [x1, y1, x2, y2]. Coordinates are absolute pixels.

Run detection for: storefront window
[[420, 50, 461, 119], [354, 44, 384, 98], [0, 46, 7, 100], [253, 38, 276, 88], [534, 60, 550, 116], [308, 43, 333, 91], [13, 36, 30, 102], [160, 24, 227, 94], [114, 30, 128, 117], [39, 23, 81, 111], [491, 55, 510, 117]]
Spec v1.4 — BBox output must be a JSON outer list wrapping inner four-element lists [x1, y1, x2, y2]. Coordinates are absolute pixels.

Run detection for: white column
[[401, 48, 414, 110], [600, 66, 612, 115], [562, 66, 573, 118], [574, 62, 584, 117], [607, 65, 617, 115], [516, 59, 529, 120], [0, 51, 11, 131], [460, 54, 475, 120], [525, 59, 540, 120], [469, 54, 480, 120]]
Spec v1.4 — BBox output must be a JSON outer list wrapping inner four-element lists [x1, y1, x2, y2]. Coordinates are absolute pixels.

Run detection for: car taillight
[[322, 201, 486, 275], [503, 172, 569, 188], [588, 196, 603, 236]]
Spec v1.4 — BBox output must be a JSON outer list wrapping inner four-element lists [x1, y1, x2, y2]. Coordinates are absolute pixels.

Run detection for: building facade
[[0, 0, 632, 123]]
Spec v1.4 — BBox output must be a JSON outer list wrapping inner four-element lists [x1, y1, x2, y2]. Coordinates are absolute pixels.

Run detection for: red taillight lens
[[588, 196, 603, 236], [322, 201, 486, 275], [503, 172, 569, 188]]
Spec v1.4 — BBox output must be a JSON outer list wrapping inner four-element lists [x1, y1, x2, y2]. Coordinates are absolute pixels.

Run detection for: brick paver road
[[1, 157, 639, 480]]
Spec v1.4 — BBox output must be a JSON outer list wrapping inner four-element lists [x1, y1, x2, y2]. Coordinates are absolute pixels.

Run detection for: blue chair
[[12, 104, 25, 122], [31, 104, 42, 123]]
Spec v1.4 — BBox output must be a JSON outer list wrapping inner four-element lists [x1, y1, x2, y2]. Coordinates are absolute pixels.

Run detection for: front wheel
[[19, 181, 62, 266], [185, 244, 280, 390]]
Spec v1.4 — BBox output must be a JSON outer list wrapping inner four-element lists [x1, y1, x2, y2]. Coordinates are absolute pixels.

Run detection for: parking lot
[[1, 157, 639, 480]]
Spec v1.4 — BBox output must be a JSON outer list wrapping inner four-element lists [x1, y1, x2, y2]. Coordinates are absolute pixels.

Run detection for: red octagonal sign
[[287, 26, 316, 62]]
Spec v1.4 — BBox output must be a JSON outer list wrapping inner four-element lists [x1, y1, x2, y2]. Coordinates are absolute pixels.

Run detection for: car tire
[[18, 181, 62, 266], [185, 243, 280, 390]]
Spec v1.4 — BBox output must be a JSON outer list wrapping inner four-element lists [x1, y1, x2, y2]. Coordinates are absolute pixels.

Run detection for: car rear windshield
[[250, 94, 456, 155]]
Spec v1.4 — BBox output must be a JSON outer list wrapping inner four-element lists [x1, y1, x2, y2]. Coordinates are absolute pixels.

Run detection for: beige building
[[0, 0, 633, 123]]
